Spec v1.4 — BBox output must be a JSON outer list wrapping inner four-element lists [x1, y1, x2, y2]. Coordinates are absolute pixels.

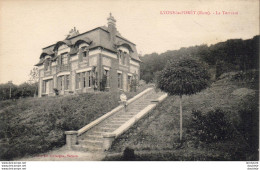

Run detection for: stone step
[[105, 123, 123, 129], [78, 139, 103, 147], [99, 126, 117, 132], [87, 131, 103, 136], [72, 145, 103, 152], [69, 89, 165, 153], [111, 117, 130, 121], [84, 134, 103, 140], [118, 115, 134, 119], [108, 120, 126, 124]]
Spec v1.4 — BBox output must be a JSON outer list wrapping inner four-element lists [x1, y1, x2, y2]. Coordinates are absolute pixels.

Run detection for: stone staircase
[[70, 88, 166, 152]]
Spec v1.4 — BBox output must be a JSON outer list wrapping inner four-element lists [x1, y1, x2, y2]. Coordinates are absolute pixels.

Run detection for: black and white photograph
[[0, 0, 259, 169]]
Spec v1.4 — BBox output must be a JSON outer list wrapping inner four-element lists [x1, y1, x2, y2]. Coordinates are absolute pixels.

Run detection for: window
[[44, 59, 51, 71], [127, 75, 132, 91], [118, 73, 122, 89], [61, 53, 68, 65], [104, 69, 109, 87], [122, 52, 126, 65], [83, 72, 86, 88], [87, 71, 91, 87], [65, 75, 70, 90], [60, 77, 63, 90], [42, 80, 46, 93], [76, 73, 81, 89], [118, 50, 122, 64], [83, 50, 89, 58]]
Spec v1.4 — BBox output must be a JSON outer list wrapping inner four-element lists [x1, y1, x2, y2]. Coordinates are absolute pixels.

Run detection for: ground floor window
[[83, 72, 86, 88], [42, 79, 53, 94], [57, 75, 70, 91], [76, 73, 81, 89], [127, 75, 132, 91], [65, 75, 70, 90], [76, 72, 92, 89], [57, 76, 62, 90], [118, 73, 122, 89], [104, 69, 109, 87], [88, 71, 91, 87]]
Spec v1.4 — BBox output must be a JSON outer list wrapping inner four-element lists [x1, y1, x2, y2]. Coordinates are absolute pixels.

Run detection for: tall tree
[[156, 58, 210, 141], [28, 67, 39, 97]]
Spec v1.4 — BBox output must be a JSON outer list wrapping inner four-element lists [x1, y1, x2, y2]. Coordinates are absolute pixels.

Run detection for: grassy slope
[[106, 70, 258, 161], [0, 85, 150, 160]]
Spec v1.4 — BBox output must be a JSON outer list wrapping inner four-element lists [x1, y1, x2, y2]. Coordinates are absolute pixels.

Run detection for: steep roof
[[40, 26, 141, 62]]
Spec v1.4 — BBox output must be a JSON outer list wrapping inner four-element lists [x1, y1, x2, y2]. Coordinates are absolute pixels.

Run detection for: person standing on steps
[[120, 90, 127, 112]]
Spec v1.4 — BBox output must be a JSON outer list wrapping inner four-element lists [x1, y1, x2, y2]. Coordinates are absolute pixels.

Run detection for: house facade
[[36, 14, 141, 97]]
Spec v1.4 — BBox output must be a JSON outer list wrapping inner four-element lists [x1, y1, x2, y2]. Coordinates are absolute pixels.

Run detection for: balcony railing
[[57, 64, 70, 73], [44, 70, 52, 76]]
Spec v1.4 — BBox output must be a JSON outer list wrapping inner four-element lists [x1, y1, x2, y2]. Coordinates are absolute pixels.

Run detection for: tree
[[156, 58, 210, 142], [28, 67, 39, 97]]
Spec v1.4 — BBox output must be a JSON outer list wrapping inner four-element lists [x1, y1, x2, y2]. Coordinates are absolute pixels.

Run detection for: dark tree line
[[140, 35, 259, 83], [0, 82, 38, 101]]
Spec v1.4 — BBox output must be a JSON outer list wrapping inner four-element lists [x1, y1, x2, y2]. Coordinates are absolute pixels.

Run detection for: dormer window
[[81, 47, 89, 58], [44, 58, 51, 71], [61, 53, 68, 65], [122, 52, 127, 65], [118, 50, 122, 64], [78, 43, 89, 62]]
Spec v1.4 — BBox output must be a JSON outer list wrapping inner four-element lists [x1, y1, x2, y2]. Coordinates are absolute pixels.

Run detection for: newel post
[[65, 131, 78, 149], [103, 133, 116, 151]]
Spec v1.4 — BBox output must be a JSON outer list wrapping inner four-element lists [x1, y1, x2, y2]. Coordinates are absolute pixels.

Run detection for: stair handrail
[[77, 87, 154, 136]]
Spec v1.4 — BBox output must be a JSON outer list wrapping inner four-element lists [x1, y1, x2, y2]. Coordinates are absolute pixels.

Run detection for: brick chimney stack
[[107, 13, 117, 43]]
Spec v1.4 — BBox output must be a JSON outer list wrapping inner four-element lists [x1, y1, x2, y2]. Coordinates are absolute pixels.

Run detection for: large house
[[36, 13, 141, 97]]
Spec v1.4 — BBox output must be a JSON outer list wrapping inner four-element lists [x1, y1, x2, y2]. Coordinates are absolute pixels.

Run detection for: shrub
[[237, 97, 259, 153], [122, 147, 136, 161], [189, 109, 234, 143], [0, 87, 150, 160]]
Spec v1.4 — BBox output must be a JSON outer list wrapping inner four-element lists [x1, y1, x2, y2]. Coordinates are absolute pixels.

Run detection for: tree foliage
[[141, 36, 259, 82], [157, 58, 210, 96], [0, 82, 38, 101]]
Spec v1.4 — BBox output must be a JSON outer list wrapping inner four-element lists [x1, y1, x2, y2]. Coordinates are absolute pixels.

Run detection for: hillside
[[0, 85, 149, 160], [104, 70, 259, 161], [140, 35, 259, 83]]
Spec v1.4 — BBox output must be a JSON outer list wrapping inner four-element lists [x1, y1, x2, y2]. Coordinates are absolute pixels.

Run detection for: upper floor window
[[82, 47, 89, 58], [44, 58, 51, 71], [117, 49, 129, 66], [79, 45, 89, 62], [61, 53, 68, 65]]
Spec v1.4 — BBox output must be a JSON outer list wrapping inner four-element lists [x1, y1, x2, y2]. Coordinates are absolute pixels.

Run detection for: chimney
[[107, 13, 117, 43]]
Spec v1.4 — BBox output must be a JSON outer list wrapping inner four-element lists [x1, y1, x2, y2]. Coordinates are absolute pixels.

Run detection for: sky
[[0, 0, 259, 84]]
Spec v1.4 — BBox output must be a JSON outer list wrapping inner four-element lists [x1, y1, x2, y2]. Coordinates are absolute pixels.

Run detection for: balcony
[[44, 70, 52, 76], [57, 64, 70, 73]]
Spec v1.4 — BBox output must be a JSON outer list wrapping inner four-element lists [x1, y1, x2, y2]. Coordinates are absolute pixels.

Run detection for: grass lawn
[[105, 70, 259, 161]]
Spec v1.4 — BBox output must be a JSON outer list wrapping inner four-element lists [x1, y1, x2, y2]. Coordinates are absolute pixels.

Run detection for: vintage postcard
[[0, 0, 259, 169]]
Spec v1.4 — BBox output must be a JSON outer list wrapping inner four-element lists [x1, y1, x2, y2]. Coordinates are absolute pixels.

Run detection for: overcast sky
[[0, 0, 259, 84]]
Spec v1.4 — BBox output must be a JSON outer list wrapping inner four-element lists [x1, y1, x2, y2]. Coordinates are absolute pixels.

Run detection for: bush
[[237, 96, 259, 153], [0, 92, 119, 160], [0, 86, 150, 160], [189, 109, 235, 143]]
